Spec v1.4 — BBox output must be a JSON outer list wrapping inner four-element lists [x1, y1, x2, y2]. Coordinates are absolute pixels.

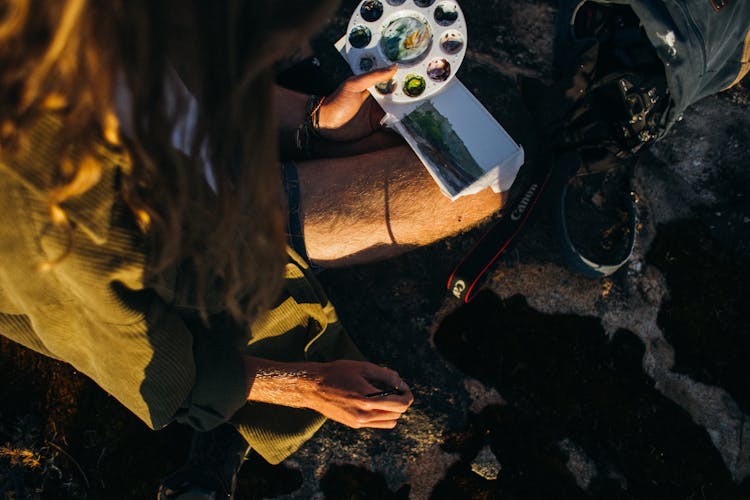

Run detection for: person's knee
[[297, 146, 505, 265]]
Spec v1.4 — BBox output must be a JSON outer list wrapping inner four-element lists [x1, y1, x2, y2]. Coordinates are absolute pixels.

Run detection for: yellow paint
[[403, 28, 428, 50]]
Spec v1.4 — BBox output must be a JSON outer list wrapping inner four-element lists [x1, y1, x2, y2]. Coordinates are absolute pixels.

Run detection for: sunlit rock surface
[[1, 0, 748, 498]]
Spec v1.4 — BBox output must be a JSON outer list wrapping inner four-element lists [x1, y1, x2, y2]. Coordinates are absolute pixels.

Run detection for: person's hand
[[305, 359, 413, 429], [317, 66, 398, 143], [244, 357, 413, 429]]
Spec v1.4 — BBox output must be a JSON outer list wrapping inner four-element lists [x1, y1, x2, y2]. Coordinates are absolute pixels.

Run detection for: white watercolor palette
[[343, 0, 468, 103]]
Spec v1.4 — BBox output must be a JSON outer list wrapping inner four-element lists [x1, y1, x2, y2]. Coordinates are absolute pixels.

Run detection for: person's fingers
[[366, 382, 413, 405], [359, 393, 412, 412], [354, 419, 400, 429], [363, 364, 404, 390], [358, 408, 404, 420], [395, 382, 414, 405], [343, 65, 398, 93], [359, 365, 414, 409], [318, 67, 397, 139], [346, 409, 406, 429]]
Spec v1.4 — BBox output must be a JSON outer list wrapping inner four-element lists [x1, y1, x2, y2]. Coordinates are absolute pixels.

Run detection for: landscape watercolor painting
[[399, 101, 485, 196]]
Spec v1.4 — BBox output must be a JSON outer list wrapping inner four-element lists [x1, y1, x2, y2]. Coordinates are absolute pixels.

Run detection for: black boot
[[157, 423, 251, 500]]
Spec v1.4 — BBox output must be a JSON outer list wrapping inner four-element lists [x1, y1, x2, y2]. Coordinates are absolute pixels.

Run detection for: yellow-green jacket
[[0, 114, 362, 464]]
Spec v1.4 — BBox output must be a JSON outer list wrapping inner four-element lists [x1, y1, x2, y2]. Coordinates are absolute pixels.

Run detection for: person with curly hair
[[0, 0, 504, 497]]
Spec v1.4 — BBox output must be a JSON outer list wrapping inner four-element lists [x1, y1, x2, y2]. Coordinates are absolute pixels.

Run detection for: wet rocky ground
[[2, 0, 749, 498]]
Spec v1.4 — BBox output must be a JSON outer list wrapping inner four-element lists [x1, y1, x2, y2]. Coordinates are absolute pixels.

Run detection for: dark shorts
[[281, 161, 312, 264]]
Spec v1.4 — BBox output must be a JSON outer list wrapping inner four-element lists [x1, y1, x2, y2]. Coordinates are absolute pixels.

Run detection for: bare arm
[[242, 356, 413, 429]]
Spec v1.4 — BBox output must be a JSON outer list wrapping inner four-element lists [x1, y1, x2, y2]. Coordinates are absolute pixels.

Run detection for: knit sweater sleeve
[[0, 115, 248, 431]]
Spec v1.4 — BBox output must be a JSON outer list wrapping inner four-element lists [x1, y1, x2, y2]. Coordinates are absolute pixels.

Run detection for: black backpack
[[547, 0, 750, 167], [448, 0, 750, 300], [562, 0, 750, 126]]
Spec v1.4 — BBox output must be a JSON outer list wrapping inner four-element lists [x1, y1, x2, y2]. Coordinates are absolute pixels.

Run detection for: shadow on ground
[[432, 291, 743, 498]]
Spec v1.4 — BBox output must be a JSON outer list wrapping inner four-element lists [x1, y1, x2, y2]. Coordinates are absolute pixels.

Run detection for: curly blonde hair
[[0, 0, 339, 322]]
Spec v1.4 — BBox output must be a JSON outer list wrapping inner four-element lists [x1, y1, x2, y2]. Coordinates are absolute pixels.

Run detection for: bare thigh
[[296, 145, 505, 267]]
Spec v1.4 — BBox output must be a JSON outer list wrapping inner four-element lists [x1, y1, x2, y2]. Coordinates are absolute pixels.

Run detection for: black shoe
[[158, 424, 251, 500], [558, 166, 637, 277]]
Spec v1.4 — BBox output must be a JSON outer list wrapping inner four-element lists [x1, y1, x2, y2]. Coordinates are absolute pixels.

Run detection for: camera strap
[[447, 154, 577, 302]]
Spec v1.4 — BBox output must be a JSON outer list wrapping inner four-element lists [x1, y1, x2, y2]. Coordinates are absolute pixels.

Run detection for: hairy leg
[[297, 145, 506, 267]]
